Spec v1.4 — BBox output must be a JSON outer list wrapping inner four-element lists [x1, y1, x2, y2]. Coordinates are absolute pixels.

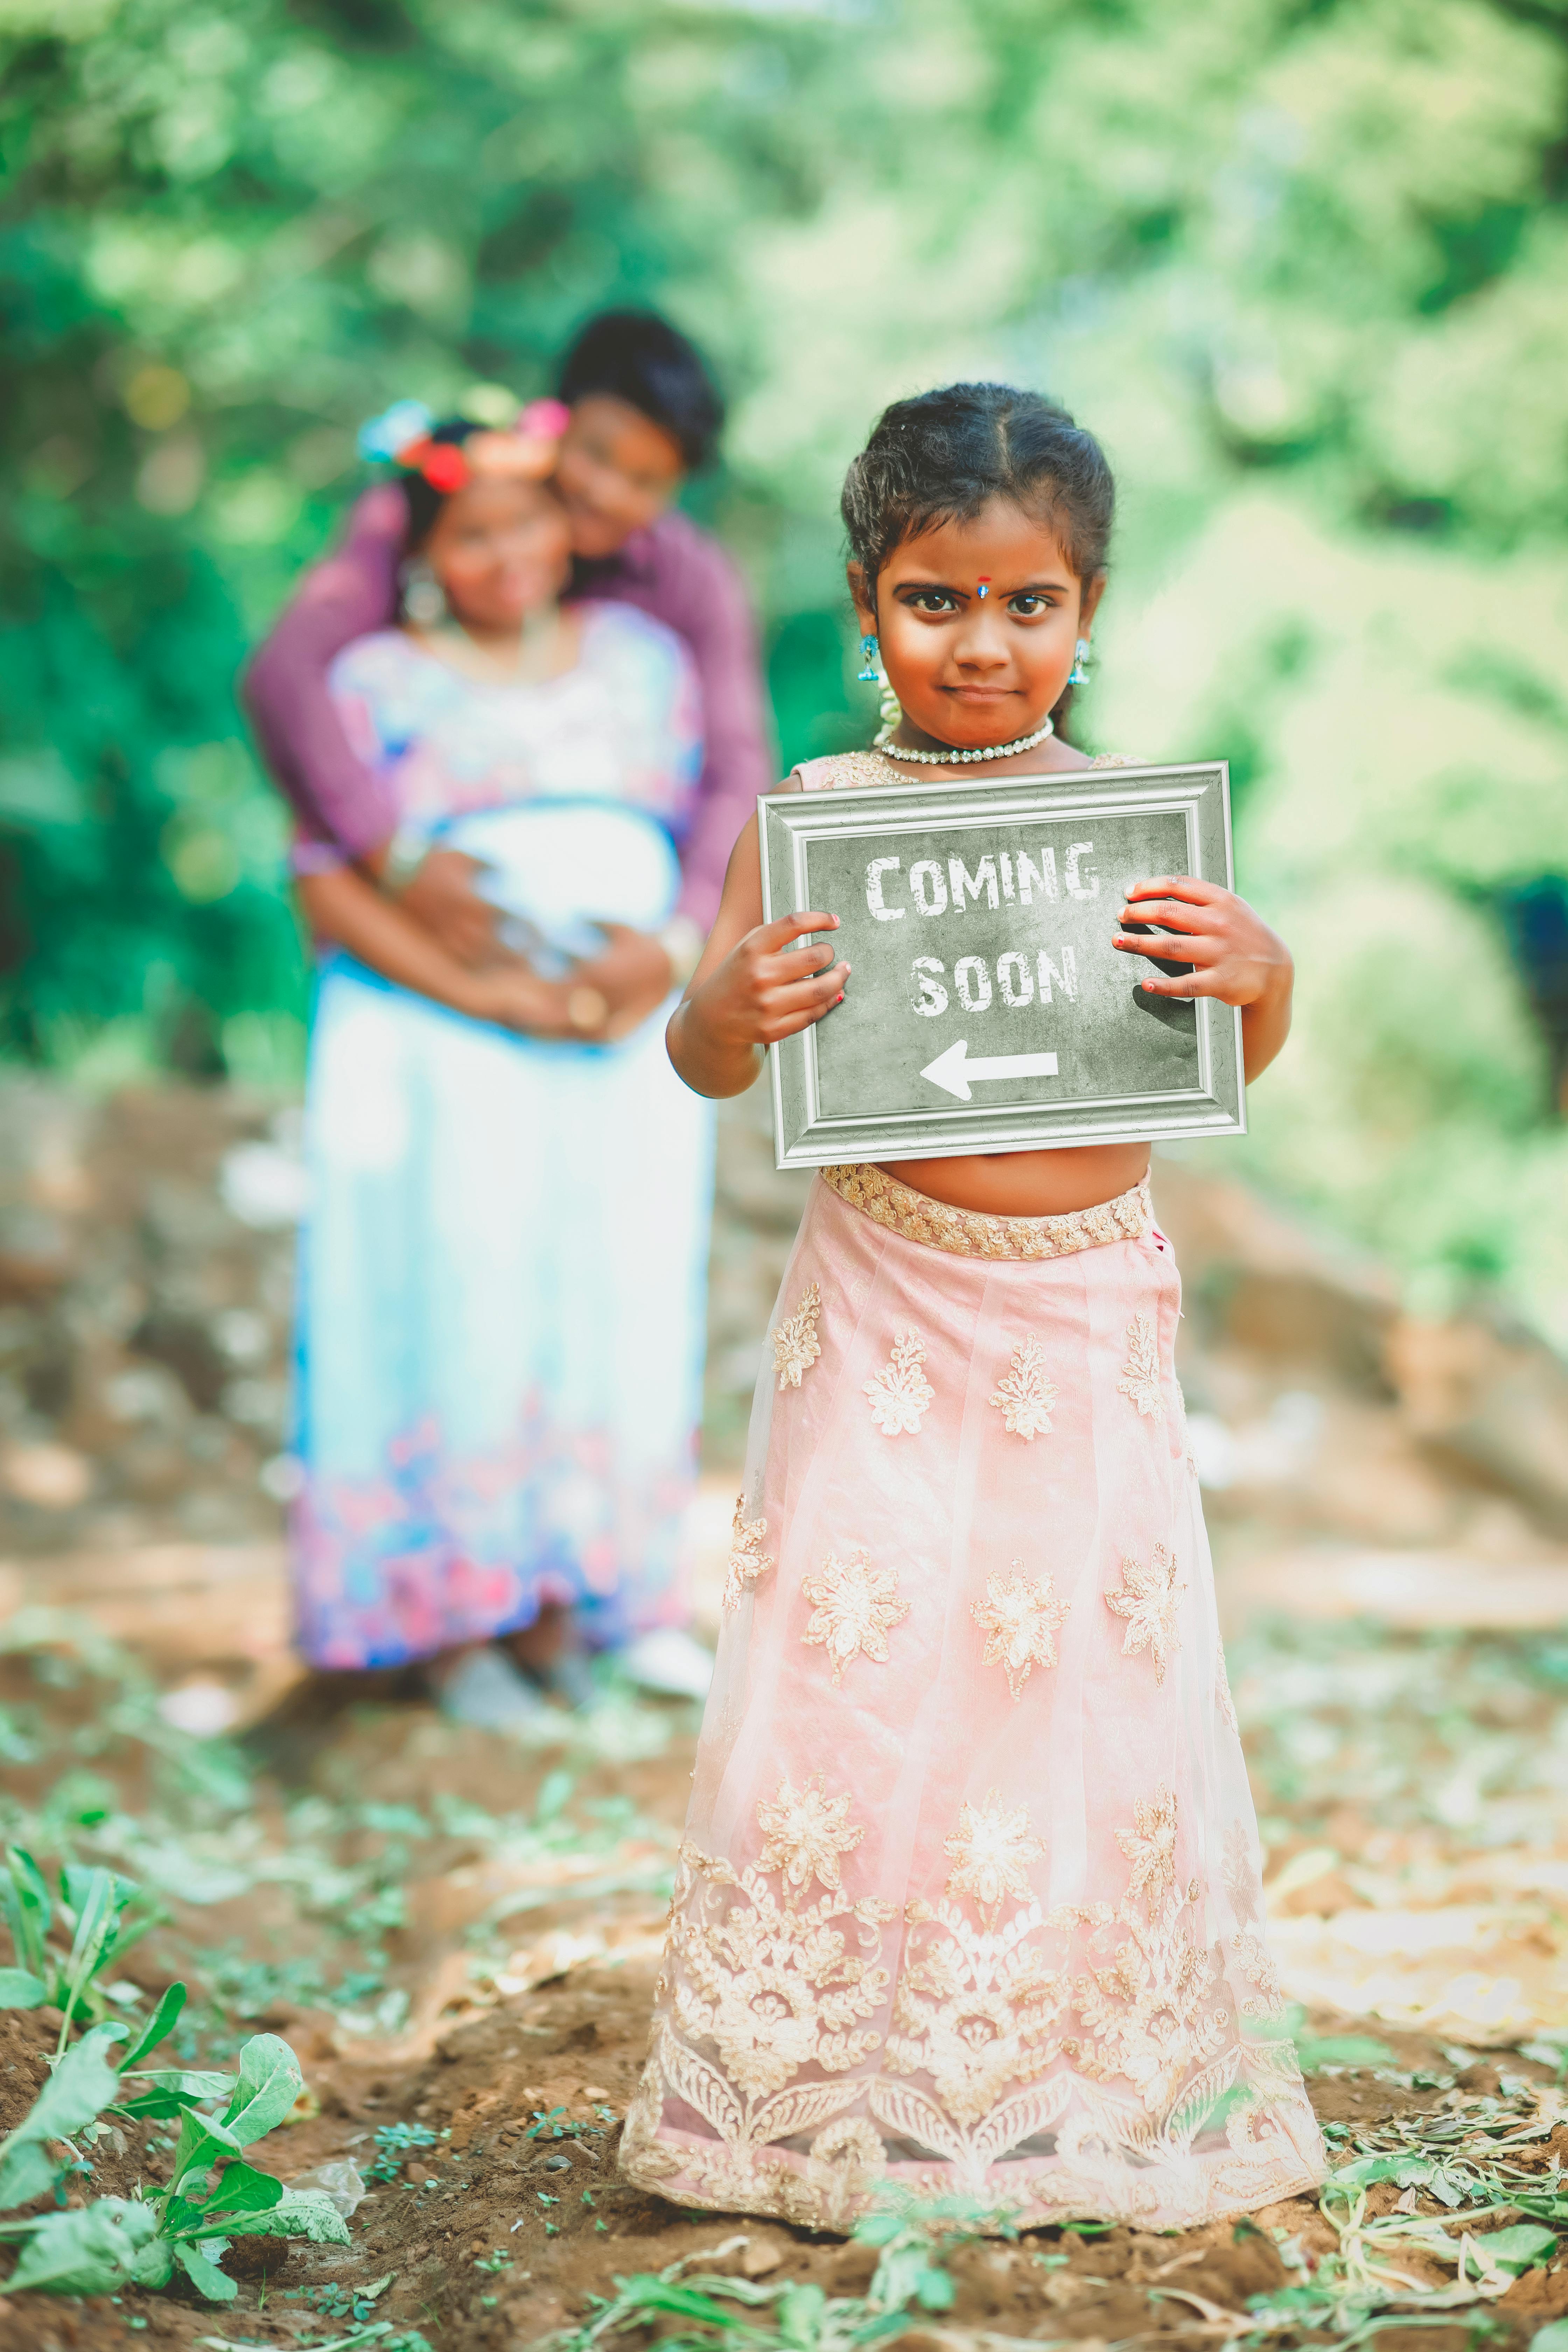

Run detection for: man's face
[[554, 394, 687, 559]]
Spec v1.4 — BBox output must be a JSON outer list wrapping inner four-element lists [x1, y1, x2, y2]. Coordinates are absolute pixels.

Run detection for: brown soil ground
[[8, 1087, 1568, 2347], [5, 1964, 1566, 2352], [1, 1667, 1566, 2352]]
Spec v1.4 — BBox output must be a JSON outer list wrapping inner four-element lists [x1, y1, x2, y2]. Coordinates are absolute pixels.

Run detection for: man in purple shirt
[[243, 312, 773, 1035]]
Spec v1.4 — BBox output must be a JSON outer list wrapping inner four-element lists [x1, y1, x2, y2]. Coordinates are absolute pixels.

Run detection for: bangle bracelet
[[657, 914, 705, 989], [381, 822, 430, 896]]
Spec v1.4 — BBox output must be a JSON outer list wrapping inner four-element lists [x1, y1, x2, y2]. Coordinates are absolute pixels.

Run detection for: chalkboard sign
[[758, 761, 1243, 1170]]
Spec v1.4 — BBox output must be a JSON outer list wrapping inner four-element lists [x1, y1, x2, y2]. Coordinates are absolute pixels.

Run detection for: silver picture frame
[[758, 760, 1244, 1171]]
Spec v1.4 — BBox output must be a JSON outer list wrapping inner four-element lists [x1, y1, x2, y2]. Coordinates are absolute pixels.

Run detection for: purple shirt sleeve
[[242, 489, 775, 915], [239, 484, 407, 859], [641, 518, 776, 931]]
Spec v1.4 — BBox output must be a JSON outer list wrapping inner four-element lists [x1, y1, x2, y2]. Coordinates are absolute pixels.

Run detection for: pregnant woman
[[289, 405, 714, 1726]]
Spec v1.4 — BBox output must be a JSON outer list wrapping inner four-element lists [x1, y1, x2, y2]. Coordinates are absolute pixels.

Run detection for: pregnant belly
[[441, 802, 680, 963]]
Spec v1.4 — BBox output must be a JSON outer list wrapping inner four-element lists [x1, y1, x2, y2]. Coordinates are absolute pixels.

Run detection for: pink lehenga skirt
[[622, 1165, 1324, 2232]]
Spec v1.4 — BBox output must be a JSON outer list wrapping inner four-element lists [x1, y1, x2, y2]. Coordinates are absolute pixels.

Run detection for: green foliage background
[[2, 0, 1567, 1334]]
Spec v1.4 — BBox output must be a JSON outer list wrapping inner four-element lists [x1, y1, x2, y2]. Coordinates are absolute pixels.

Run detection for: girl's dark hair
[[399, 417, 479, 550], [842, 384, 1114, 737], [842, 382, 1114, 589], [558, 309, 724, 470]]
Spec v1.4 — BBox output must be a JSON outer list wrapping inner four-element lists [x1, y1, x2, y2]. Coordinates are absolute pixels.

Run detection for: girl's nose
[[952, 617, 1009, 667]]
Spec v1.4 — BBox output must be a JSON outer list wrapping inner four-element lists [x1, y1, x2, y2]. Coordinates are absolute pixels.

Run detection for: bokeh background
[[6, 14, 1568, 2345], [3, 0, 1567, 1342]]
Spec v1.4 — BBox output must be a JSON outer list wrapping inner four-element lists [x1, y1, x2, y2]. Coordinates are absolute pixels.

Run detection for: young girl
[[620, 385, 1324, 2228]]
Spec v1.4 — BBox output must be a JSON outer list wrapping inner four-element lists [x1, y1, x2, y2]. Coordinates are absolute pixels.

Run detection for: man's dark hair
[[558, 310, 724, 471]]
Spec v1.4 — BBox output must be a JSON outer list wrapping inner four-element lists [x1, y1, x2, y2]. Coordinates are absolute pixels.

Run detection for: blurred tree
[[2, 0, 1566, 1328]]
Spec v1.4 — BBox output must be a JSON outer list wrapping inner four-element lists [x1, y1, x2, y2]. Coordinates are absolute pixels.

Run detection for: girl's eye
[[1008, 593, 1049, 615], [907, 590, 958, 614]]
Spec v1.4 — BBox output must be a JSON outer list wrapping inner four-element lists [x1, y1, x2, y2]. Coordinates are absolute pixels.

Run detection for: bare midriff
[[873, 1140, 1152, 1218]]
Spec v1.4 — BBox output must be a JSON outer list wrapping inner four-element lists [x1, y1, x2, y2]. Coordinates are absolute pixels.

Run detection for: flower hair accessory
[[356, 393, 569, 495]]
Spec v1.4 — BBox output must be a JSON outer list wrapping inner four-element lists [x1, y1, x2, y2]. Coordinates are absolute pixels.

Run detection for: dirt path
[[7, 1620, 1568, 2350], [6, 1966, 1567, 2352]]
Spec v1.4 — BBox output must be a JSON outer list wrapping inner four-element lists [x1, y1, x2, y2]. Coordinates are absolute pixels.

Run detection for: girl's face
[[850, 497, 1104, 748], [422, 475, 573, 631]]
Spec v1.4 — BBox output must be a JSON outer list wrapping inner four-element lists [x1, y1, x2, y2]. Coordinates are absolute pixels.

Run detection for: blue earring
[[1067, 637, 1092, 687], [857, 633, 881, 684]]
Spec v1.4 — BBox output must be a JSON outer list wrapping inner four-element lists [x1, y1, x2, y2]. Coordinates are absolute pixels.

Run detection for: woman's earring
[[1067, 637, 1092, 687], [857, 633, 881, 684], [400, 558, 447, 626]]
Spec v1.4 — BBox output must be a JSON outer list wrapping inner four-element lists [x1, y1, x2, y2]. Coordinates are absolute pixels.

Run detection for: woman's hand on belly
[[465, 966, 586, 1040], [384, 849, 501, 966], [876, 1141, 1151, 1218], [567, 923, 675, 1041]]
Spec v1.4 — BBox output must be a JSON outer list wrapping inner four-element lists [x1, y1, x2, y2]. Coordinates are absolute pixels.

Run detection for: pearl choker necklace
[[874, 716, 1055, 764]]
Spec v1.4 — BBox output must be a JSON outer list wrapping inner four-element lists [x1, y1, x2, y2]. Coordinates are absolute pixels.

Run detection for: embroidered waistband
[[819, 1164, 1153, 1261]]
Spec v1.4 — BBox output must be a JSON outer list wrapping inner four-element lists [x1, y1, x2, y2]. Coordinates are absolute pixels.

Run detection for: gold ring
[[567, 986, 609, 1032]]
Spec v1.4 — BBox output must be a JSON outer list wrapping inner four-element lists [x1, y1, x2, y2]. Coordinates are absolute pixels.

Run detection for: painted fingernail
[[836, 992, 845, 1004]]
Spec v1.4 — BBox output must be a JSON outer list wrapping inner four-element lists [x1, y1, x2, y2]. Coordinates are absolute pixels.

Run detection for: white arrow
[[920, 1039, 1059, 1102]]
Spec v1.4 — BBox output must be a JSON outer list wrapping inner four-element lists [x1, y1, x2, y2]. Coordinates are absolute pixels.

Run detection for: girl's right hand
[[685, 913, 848, 1048]]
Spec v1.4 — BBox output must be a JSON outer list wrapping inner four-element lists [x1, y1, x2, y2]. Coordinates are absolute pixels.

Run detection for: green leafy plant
[[0, 1848, 162, 2042], [366, 2121, 437, 2183], [546, 2194, 1001, 2350], [0, 1990, 349, 2303]]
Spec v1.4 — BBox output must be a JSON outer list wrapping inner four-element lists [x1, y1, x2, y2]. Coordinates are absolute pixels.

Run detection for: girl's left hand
[[1113, 875, 1291, 1008]]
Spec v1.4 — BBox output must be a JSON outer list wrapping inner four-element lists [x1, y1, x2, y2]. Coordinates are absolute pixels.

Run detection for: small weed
[[367, 2120, 438, 2182]]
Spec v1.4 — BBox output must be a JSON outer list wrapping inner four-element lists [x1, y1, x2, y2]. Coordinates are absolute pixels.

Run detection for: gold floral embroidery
[[1119, 1785, 1179, 1903], [1215, 1645, 1240, 1735], [755, 1774, 863, 1892], [618, 1791, 896, 2224], [1116, 1313, 1165, 1420], [722, 1496, 774, 1612], [971, 1566, 1070, 1699], [1231, 1929, 1285, 2018], [1072, 1786, 1231, 2113], [1223, 1821, 1264, 1928], [623, 1772, 1326, 2229], [801, 1548, 909, 1684], [882, 1883, 1069, 2162], [1104, 1541, 1186, 1682], [989, 1334, 1059, 1440], [942, 1790, 1046, 1919], [667, 1847, 888, 2099], [772, 1282, 822, 1390], [864, 1326, 934, 1435]]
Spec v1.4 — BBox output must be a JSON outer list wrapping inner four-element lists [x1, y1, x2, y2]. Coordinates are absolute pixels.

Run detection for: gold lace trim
[[621, 1778, 1323, 2231], [819, 1166, 1151, 1262], [793, 749, 1145, 792]]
